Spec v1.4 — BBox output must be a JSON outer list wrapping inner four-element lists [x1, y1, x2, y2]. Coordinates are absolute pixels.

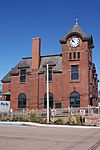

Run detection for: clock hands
[[70, 37, 79, 47], [72, 39, 75, 43]]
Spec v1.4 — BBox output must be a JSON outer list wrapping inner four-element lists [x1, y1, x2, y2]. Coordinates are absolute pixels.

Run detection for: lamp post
[[46, 64, 49, 124]]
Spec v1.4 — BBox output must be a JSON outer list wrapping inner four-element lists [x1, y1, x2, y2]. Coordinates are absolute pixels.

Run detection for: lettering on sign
[[0, 101, 10, 112]]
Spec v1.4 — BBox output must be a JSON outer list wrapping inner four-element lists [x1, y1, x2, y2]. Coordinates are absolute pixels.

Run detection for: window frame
[[69, 52, 72, 60], [55, 102, 62, 108], [44, 92, 54, 109], [70, 91, 80, 108], [73, 52, 76, 59], [77, 52, 80, 59], [18, 93, 26, 108], [20, 69, 26, 83], [71, 65, 79, 80], [69, 51, 80, 60], [45, 67, 52, 82]]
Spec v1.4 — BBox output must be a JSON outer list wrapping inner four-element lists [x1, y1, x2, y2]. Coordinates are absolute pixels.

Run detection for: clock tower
[[60, 20, 97, 107]]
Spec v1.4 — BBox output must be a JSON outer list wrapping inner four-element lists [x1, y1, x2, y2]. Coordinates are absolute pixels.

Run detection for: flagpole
[[47, 64, 49, 123]]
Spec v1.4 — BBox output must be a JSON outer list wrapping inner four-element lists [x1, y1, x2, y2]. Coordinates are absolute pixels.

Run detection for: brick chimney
[[32, 38, 41, 70]]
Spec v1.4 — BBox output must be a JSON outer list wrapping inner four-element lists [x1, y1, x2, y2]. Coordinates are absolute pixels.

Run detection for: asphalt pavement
[[0, 124, 100, 150]]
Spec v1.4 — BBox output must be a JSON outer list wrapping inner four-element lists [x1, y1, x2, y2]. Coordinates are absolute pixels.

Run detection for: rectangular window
[[20, 69, 26, 83], [77, 52, 80, 59], [73, 52, 76, 59], [45, 68, 52, 82], [55, 102, 62, 108], [6, 95, 10, 101], [71, 65, 79, 80], [69, 53, 72, 59], [49, 69, 52, 81]]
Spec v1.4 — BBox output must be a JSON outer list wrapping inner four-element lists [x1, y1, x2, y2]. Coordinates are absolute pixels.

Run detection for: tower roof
[[60, 19, 89, 44], [68, 19, 86, 37]]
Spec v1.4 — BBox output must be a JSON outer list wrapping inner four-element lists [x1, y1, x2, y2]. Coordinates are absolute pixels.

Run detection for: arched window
[[44, 92, 54, 109], [18, 93, 26, 108], [70, 91, 80, 108]]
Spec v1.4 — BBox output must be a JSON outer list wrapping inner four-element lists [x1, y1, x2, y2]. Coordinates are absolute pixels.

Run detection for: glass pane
[[71, 65, 79, 80], [49, 69, 52, 81], [45, 68, 52, 82], [73, 52, 76, 59], [20, 69, 26, 82], [77, 52, 80, 59], [70, 92, 80, 108], [44, 93, 54, 108], [69, 53, 72, 59], [18, 93, 26, 108]]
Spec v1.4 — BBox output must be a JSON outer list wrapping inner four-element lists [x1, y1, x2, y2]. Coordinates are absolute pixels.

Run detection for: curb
[[0, 121, 100, 129]]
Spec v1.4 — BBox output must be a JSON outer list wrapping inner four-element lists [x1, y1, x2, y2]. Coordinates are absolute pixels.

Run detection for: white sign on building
[[80, 109, 85, 116], [0, 101, 10, 112]]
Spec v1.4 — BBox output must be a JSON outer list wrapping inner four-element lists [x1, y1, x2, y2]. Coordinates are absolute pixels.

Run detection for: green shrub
[[76, 115, 81, 125], [29, 113, 37, 122], [36, 118, 47, 124], [0, 112, 2, 119], [54, 118, 64, 125], [67, 114, 72, 124]]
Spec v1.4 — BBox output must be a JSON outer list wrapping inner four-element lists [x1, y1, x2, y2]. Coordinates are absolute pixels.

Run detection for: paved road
[[0, 125, 100, 150]]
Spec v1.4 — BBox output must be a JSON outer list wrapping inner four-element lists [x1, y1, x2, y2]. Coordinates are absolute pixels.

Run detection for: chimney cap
[[32, 37, 41, 40]]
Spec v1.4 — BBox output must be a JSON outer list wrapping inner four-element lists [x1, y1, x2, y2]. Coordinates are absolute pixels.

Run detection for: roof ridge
[[68, 20, 86, 37], [22, 57, 32, 59], [41, 53, 62, 58]]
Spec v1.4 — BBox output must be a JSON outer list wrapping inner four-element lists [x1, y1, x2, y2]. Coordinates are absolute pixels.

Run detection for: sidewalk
[[0, 121, 100, 129]]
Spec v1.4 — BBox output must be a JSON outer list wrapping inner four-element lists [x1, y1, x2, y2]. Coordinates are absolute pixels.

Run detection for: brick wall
[[2, 34, 98, 110]]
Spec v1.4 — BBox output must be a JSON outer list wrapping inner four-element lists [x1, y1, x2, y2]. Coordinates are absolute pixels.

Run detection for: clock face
[[70, 37, 79, 47]]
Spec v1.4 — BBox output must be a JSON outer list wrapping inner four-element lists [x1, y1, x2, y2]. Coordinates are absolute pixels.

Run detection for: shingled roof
[[60, 19, 88, 44], [1, 71, 11, 83], [68, 20, 86, 37], [1, 54, 62, 83], [39, 54, 62, 73], [1, 57, 32, 83]]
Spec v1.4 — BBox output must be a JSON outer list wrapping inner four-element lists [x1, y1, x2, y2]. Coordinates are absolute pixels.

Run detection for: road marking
[[88, 139, 100, 150]]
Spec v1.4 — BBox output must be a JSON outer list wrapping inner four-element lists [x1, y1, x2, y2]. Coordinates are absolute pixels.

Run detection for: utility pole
[[46, 64, 49, 124]]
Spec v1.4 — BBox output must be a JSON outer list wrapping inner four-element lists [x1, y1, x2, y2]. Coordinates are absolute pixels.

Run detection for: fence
[[0, 106, 100, 119], [35, 106, 100, 118]]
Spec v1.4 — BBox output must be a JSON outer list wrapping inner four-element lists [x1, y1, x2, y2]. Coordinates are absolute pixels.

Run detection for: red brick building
[[1, 21, 99, 110]]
